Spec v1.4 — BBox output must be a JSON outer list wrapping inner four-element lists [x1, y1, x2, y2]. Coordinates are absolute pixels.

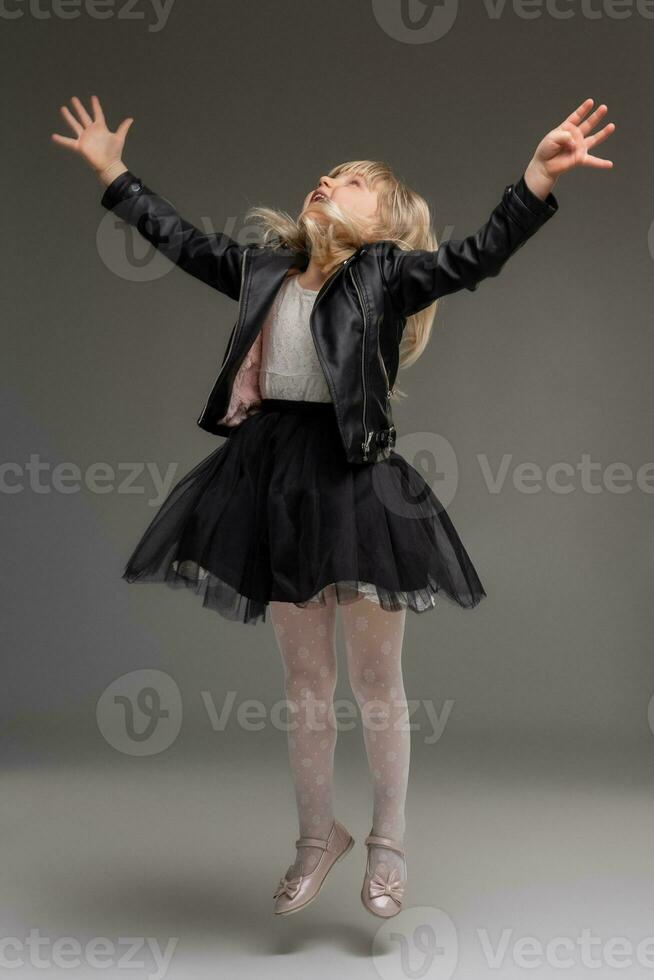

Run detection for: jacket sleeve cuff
[[507, 173, 559, 230], [100, 169, 143, 210]]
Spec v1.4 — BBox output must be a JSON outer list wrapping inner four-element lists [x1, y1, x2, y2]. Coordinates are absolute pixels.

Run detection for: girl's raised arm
[[379, 172, 558, 319], [380, 98, 615, 320], [51, 95, 246, 301]]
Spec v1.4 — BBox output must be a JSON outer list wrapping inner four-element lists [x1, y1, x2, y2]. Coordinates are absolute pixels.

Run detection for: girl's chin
[[301, 207, 329, 224]]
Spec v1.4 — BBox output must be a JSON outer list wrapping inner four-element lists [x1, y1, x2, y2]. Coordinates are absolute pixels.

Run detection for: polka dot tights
[[270, 586, 409, 884]]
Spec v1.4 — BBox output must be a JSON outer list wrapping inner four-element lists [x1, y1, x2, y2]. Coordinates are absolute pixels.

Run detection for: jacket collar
[[250, 240, 372, 273]]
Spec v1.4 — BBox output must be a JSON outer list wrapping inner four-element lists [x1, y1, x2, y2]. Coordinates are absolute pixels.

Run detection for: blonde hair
[[245, 160, 439, 402]]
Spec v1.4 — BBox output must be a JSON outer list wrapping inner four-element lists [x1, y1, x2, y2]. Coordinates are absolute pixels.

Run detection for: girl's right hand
[[51, 95, 134, 185]]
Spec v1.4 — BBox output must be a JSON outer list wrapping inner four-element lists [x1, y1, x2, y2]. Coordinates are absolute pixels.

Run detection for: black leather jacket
[[101, 169, 558, 464]]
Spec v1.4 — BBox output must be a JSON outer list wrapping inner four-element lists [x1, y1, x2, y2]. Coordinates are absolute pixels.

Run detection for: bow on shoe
[[369, 867, 405, 905], [274, 875, 302, 900]]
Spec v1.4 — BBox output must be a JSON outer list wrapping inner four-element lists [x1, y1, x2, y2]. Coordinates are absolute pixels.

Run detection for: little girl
[[52, 95, 614, 918]]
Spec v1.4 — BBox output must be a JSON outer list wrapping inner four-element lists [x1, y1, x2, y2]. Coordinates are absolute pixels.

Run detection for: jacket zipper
[[197, 246, 250, 421], [377, 330, 391, 399], [308, 255, 354, 431], [350, 266, 373, 460]]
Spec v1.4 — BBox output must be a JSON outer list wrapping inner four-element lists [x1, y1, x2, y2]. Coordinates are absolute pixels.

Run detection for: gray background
[[3, 2, 654, 977]]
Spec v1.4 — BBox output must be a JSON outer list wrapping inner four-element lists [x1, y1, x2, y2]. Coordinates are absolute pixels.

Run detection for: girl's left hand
[[525, 98, 615, 197]]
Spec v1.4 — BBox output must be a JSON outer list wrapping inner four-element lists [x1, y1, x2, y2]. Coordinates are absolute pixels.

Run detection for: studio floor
[[3, 733, 653, 979]]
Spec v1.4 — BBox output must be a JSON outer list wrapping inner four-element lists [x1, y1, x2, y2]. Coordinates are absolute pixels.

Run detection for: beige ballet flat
[[360, 830, 407, 918], [273, 818, 355, 916]]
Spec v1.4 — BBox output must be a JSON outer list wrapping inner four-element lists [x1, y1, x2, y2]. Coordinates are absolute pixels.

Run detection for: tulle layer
[[122, 399, 487, 625]]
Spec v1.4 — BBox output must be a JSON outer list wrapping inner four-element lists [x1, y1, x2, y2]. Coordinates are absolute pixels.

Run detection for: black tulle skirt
[[122, 398, 487, 625]]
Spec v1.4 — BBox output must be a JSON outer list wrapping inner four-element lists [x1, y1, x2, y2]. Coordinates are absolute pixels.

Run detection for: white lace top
[[259, 274, 332, 402]]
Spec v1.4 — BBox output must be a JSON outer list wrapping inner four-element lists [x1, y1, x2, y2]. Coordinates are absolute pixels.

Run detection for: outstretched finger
[[51, 133, 78, 150], [115, 116, 134, 140], [579, 103, 608, 137], [586, 122, 615, 149], [565, 97, 594, 127], [91, 94, 105, 124], [582, 154, 614, 169], [71, 95, 93, 127], [60, 104, 82, 136]]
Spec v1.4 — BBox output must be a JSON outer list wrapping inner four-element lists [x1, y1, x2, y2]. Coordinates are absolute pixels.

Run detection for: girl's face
[[300, 171, 379, 224]]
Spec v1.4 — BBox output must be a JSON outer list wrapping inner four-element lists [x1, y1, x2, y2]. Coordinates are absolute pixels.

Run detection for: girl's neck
[[295, 257, 331, 292]]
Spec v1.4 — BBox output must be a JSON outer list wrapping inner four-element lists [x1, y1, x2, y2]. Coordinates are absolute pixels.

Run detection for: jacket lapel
[[214, 247, 307, 427]]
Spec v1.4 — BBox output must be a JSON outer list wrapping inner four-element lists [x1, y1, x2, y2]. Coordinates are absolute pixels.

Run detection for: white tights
[[270, 586, 410, 883]]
